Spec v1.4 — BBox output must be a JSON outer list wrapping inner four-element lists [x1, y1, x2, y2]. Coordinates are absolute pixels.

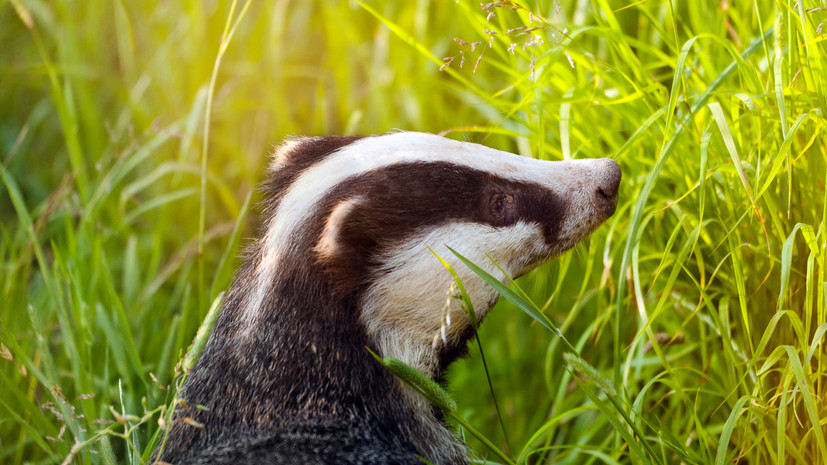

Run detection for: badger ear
[[314, 196, 374, 292], [270, 136, 363, 172], [315, 197, 362, 258]]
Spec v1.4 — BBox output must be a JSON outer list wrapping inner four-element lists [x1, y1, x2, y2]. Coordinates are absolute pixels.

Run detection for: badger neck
[[182, 258, 468, 464]]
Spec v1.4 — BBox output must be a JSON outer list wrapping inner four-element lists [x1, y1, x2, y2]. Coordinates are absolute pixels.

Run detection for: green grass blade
[[708, 102, 754, 202], [783, 345, 827, 461], [447, 247, 571, 349], [567, 369, 653, 465], [714, 395, 751, 465]]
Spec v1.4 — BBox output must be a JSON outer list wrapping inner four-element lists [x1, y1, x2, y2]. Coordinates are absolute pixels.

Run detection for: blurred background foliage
[[2, 0, 827, 464]]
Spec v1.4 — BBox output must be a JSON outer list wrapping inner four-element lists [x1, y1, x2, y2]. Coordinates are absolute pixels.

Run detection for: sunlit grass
[[2, 1, 826, 464]]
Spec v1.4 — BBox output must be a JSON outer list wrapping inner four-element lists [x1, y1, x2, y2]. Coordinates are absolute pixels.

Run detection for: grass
[[1, 0, 826, 463]]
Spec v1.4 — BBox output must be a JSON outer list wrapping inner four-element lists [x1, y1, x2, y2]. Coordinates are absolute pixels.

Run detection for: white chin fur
[[360, 220, 547, 376]]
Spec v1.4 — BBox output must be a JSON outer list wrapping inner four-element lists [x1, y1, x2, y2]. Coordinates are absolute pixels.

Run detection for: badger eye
[[489, 193, 514, 218]]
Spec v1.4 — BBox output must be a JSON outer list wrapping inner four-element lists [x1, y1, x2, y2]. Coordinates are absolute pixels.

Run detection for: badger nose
[[593, 159, 621, 214]]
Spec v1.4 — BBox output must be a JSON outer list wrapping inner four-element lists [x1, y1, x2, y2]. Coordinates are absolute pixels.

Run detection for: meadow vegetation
[[1, 0, 826, 463]]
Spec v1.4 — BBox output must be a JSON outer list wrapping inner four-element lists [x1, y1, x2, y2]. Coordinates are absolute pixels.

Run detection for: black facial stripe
[[295, 161, 568, 292]]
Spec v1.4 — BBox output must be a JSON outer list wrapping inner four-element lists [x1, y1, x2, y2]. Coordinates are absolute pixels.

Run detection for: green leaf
[[367, 349, 456, 414], [182, 292, 225, 372], [783, 346, 827, 461], [714, 395, 751, 465], [709, 101, 754, 203], [446, 247, 574, 350]]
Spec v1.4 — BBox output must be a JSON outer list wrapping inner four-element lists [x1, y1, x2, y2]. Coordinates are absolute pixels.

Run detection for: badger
[[153, 132, 620, 464]]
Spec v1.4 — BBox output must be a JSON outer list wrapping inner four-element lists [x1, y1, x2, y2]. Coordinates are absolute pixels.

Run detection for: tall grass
[[1, 1, 826, 464]]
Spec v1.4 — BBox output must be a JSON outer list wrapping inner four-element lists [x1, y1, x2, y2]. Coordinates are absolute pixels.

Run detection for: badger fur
[[154, 132, 621, 464]]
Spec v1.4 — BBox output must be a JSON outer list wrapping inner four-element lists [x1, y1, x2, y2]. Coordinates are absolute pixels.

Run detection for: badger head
[[246, 132, 619, 379]]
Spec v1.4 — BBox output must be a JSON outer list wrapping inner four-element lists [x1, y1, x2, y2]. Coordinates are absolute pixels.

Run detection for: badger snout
[[592, 158, 621, 216]]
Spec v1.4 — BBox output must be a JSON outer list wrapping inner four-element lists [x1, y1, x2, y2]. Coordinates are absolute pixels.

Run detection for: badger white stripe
[[242, 132, 601, 329]]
